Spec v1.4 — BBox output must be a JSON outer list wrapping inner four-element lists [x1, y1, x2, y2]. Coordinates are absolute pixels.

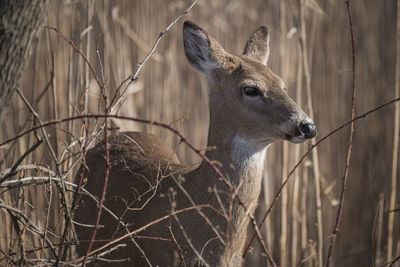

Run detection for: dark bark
[[0, 0, 53, 119]]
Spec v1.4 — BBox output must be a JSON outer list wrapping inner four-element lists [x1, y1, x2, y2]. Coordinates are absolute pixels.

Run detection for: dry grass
[[0, 0, 399, 266]]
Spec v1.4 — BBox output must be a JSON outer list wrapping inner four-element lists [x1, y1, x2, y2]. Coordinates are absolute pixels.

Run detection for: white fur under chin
[[289, 136, 306, 143], [231, 136, 270, 176], [223, 136, 270, 267]]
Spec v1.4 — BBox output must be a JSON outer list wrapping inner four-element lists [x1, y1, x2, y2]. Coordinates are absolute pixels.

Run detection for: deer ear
[[183, 21, 227, 75], [243, 26, 270, 65]]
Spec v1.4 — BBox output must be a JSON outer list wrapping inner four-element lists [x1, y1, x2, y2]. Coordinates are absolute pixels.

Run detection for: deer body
[[75, 21, 316, 266]]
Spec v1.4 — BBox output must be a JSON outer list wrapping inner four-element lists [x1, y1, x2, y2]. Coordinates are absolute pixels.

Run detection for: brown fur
[[74, 21, 315, 266]]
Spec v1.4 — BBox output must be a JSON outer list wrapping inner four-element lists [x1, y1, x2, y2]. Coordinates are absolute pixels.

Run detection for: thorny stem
[[326, 1, 356, 266], [387, 254, 400, 267], [44, 26, 103, 91], [81, 113, 111, 266], [386, 0, 400, 262], [109, 0, 200, 113], [244, 1, 358, 258], [59, 139, 90, 261], [82, 38, 112, 265]]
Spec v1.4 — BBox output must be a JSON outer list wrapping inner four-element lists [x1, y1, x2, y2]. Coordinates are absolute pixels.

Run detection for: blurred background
[[0, 0, 399, 266]]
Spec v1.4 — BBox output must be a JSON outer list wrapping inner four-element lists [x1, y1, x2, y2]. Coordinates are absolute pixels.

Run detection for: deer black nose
[[299, 122, 316, 139]]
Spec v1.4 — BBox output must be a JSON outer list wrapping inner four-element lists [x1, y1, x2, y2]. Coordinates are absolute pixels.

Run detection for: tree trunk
[[0, 0, 53, 119]]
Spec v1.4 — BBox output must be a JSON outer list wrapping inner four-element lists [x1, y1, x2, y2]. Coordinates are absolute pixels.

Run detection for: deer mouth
[[286, 135, 308, 143], [284, 121, 317, 143]]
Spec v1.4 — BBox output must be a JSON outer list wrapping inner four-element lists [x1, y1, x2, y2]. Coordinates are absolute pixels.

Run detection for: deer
[[74, 21, 316, 267]]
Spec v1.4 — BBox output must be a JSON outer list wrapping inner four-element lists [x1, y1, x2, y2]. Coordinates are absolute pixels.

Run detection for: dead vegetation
[[0, 0, 399, 266]]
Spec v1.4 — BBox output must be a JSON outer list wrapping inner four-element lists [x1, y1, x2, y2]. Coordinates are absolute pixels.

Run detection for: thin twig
[[82, 102, 111, 267], [0, 164, 56, 178], [291, 39, 304, 267], [326, 1, 357, 265], [0, 58, 54, 167], [96, 35, 109, 107], [0, 199, 58, 259], [387, 0, 400, 262], [168, 215, 187, 267], [24, 258, 80, 266], [44, 25, 103, 90], [375, 194, 384, 265], [113, 12, 163, 62], [0, 246, 18, 265], [299, 0, 324, 264], [245, 99, 400, 258], [84, 244, 128, 265], [83, 0, 92, 126], [1, 174, 147, 265], [108, 0, 200, 114], [387, 254, 400, 267], [16, 88, 78, 258], [41, 166, 53, 260], [0, 137, 44, 184], [58, 131, 91, 261], [74, 204, 218, 263], [279, 1, 289, 265], [172, 206, 210, 267], [8, 210, 25, 265], [172, 175, 226, 245]]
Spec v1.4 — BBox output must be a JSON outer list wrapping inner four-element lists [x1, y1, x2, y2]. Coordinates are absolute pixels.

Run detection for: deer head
[[183, 21, 316, 148]]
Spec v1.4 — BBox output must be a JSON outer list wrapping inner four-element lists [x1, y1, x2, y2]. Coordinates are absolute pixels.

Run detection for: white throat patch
[[231, 136, 270, 173]]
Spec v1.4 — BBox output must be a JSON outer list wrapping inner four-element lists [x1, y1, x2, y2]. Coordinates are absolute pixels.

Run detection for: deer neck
[[204, 134, 269, 199], [183, 109, 272, 265], [185, 119, 271, 264], [189, 114, 271, 209]]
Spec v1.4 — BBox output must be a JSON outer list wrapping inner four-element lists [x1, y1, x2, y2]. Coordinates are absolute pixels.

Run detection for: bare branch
[[326, 1, 357, 265], [74, 204, 220, 263]]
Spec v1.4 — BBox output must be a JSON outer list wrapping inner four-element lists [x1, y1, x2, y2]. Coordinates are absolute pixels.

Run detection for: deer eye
[[243, 87, 261, 97]]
